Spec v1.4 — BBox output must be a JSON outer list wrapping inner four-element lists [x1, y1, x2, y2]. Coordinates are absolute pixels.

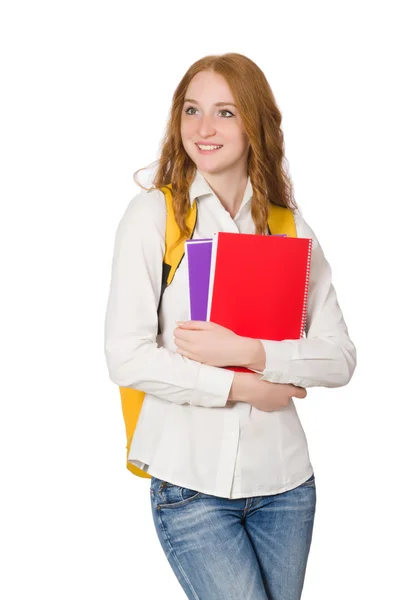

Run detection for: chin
[[196, 163, 225, 175], [200, 160, 237, 174]]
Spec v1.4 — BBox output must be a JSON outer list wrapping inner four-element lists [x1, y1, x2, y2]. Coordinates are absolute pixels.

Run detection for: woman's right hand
[[229, 372, 307, 412]]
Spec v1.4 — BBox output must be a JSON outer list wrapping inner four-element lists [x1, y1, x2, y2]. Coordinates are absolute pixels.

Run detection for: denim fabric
[[150, 473, 316, 599]]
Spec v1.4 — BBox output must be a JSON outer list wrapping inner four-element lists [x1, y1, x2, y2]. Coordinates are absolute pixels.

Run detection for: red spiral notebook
[[206, 232, 313, 373]]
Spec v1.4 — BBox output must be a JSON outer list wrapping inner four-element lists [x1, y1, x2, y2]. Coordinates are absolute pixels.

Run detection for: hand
[[174, 320, 246, 367], [230, 372, 307, 412]]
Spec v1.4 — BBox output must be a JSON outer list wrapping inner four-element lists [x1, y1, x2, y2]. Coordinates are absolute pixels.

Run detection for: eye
[[184, 106, 198, 115], [219, 109, 234, 118]]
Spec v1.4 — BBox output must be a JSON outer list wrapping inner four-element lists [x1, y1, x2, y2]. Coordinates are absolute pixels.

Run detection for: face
[[180, 71, 250, 177]]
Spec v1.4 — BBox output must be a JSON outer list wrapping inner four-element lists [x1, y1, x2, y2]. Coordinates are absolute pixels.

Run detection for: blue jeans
[[150, 473, 316, 599]]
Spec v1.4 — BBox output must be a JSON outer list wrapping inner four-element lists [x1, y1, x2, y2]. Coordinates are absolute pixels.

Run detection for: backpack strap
[[267, 203, 297, 237], [157, 184, 197, 334]]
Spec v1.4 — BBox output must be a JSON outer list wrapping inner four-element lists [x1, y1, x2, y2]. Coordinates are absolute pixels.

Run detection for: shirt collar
[[189, 169, 253, 212]]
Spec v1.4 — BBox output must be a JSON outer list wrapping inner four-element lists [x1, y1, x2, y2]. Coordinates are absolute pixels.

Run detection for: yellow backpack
[[119, 183, 298, 478]]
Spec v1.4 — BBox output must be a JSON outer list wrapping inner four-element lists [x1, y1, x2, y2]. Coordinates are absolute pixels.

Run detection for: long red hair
[[134, 52, 298, 247]]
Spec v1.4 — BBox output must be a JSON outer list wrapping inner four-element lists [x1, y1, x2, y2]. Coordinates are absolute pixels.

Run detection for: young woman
[[104, 53, 357, 600]]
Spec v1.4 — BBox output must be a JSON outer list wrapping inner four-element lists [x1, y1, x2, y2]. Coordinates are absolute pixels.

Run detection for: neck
[[198, 167, 249, 219]]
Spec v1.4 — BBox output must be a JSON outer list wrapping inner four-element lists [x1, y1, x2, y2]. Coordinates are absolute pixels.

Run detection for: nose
[[198, 114, 216, 138]]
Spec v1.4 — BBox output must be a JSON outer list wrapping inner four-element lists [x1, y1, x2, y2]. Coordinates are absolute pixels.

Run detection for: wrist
[[228, 372, 249, 403], [241, 337, 266, 372]]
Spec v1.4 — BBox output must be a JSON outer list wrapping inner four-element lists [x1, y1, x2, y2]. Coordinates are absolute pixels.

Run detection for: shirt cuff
[[253, 339, 296, 383], [190, 364, 235, 408]]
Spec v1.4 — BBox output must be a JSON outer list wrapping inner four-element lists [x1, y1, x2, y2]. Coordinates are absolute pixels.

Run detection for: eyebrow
[[184, 98, 237, 108]]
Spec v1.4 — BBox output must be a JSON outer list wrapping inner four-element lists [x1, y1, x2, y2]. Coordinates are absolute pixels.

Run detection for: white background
[[1, 1, 396, 598]]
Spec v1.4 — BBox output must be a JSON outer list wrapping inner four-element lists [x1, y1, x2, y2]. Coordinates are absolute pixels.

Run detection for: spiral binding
[[300, 238, 313, 338]]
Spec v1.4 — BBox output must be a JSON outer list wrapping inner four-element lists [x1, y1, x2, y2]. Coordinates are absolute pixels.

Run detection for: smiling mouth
[[195, 144, 223, 153]]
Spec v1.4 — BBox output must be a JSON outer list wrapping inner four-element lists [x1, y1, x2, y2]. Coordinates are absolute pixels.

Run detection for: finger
[[174, 339, 193, 351], [176, 348, 197, 361], [292, 387, 307, 399], [174, 325, 191, 338], [174, 329, 196, 342], [176, 320, 210, 330]]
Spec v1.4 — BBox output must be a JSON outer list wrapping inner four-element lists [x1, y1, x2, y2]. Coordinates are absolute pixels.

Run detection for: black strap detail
[[157, 263, 171, 335]]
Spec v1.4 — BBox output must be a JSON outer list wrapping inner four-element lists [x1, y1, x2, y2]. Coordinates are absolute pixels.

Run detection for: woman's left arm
[[250, 212, 357, 388]]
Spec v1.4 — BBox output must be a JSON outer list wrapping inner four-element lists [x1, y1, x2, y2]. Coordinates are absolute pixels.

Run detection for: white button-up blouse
[[104, 169, 357, 499]]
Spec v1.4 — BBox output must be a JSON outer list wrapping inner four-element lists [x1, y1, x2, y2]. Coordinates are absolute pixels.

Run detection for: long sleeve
[[251, 212, 357, 388], [104, 190, 234, 407]]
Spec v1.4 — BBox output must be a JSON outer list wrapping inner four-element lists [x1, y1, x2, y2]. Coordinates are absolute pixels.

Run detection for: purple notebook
[[185, 239, 213, 320]]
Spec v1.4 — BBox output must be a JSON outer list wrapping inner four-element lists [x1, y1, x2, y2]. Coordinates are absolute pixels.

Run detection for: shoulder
[[116, 187, 167, 238], [292, 208, 320, 250]]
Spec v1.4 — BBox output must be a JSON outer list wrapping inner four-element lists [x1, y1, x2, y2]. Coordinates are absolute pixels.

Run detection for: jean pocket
[[153, 479, 202, 509]]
